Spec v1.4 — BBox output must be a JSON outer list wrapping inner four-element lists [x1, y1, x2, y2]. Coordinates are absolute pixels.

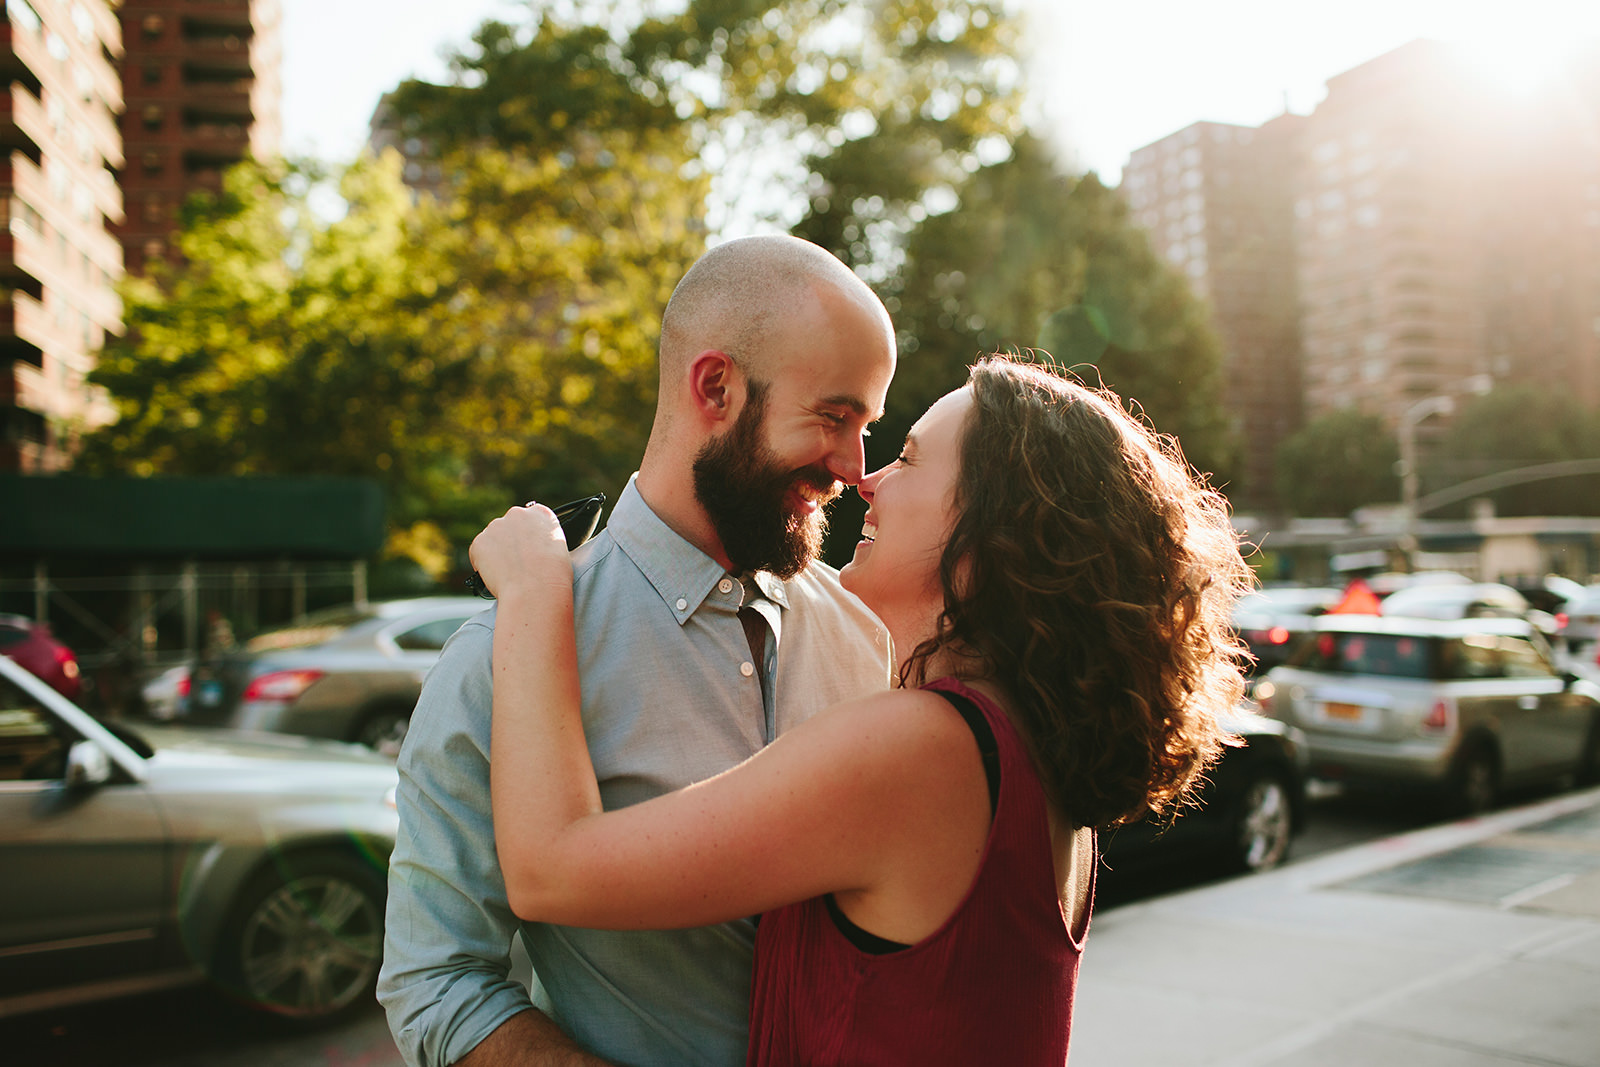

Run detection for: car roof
[[1310, 614, 1536, 637], [368, 596, 488, 618], [1380, 581, 1527, 608]]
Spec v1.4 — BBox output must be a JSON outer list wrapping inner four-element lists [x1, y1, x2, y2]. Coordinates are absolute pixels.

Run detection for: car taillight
[[242, 669, 325, 703], [1556, 613, 1569, 630], [1422, 699, 1452, 731], [177, 674, 191, 697], [1268, 626, 1291, 645], [54, 645, 80, 680]]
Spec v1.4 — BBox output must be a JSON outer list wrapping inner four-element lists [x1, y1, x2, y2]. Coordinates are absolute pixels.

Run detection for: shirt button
[[675, 598, 688, 611], [718, 578, 734, 594], [740, 662, 755, 677]]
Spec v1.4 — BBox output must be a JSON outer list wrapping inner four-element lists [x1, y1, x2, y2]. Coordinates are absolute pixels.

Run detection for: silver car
[[1257, 616, 1600, 813], [0, 654, 397, 1022], [183, 596, 485, 756]]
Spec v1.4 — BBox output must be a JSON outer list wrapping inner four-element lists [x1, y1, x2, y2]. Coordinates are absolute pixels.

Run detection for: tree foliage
[[878, 138, 1235, 473], [81, 144, 707, 567], [388, 0, 1025, 276], [1274, 409, 1399, 517], [1425, 387, 1600, 516]]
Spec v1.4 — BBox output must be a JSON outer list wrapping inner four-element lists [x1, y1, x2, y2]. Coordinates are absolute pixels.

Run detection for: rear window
[[246, 606, 377, 652], [1287, 631, 1435, 678]]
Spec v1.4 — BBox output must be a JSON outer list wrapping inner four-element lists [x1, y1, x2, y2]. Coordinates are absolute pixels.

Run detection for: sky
[[281, 0, 1600, 186]]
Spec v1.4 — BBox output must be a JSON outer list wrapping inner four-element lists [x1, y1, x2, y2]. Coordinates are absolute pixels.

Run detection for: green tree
[[1425, 387, 1600, 516], [388, 1, 1025, 278], [81, 142, 708, 567], [81, 155, 468, 526], [881, 139, 1234, 469], [1274, 409, 1399, 517]]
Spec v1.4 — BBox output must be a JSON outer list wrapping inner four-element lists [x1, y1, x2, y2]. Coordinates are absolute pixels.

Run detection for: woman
[[471, 355, 1251, 1064]]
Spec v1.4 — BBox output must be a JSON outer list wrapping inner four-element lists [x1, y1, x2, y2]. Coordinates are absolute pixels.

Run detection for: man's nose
[[827, 434, 867, 487]]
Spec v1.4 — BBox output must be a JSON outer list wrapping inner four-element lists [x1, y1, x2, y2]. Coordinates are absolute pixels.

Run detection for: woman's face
[[841, 386, 972, 616]]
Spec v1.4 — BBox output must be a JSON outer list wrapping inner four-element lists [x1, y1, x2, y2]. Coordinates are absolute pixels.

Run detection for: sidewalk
[[1071, 785, 1600, 1067]]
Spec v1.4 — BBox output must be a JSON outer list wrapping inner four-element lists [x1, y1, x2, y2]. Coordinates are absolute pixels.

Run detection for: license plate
[[197, 680, 223, 707], [1322, 701, 1363, 721]]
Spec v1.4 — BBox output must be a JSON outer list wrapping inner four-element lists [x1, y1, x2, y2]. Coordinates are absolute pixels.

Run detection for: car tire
[[213, 848, 386, 1025], [1229, 769, 1295, 873], [1449, 744, 1500, 816], [353, 706, 411, 758]]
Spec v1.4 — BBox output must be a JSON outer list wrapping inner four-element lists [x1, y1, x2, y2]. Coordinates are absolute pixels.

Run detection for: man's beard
[[692, 384, 840, 579]]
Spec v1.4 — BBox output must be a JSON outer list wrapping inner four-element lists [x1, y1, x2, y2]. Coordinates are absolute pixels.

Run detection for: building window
[[141, 149, 163, 173], [142, 64, 162, 86], [141, 105, 163, 130], [141, 15, 164, 38]]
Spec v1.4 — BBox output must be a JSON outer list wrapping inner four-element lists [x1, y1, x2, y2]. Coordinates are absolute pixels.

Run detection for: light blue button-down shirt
[[379, 477, 892, 1067]]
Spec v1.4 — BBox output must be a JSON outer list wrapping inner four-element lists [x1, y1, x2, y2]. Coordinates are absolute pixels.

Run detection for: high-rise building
[[1295, 40, 1600, 423], [1122, 114, 1306, 510], [115, 0, 281, 277], [1, 0, 124, 473]]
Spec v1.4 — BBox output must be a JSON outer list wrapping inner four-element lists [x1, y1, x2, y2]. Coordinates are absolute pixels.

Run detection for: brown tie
[[739, 578, 769, 694]]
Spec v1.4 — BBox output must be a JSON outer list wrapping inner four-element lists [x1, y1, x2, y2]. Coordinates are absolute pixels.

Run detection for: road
[[0, 786, 1484, 1067]]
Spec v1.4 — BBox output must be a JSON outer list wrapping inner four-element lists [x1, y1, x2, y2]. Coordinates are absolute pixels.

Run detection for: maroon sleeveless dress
[[745, 677, 1094, 1066]]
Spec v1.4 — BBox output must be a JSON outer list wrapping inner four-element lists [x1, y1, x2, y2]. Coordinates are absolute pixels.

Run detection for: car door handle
[[1517, 695, 1539, 710]]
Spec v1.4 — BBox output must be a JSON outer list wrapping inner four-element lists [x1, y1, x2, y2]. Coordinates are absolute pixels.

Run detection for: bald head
[[659, 235, 890, 391]]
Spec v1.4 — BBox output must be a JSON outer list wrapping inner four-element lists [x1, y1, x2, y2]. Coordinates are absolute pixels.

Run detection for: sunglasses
[[465, 493, 607, 599]]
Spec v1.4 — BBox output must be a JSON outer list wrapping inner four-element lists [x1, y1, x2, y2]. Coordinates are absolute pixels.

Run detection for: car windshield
[[1288, 631, 1436, 678], [245, 606, 378, 652]]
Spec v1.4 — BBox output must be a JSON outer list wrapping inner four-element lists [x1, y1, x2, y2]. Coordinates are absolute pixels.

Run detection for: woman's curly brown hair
[[902, 355, 1253, 830]]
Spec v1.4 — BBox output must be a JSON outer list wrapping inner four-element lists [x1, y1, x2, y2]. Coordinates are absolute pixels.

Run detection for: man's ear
[[688, 350, 741, 423]]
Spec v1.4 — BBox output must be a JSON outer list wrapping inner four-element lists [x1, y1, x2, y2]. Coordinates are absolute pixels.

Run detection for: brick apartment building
[[1122, 114, 1306, 510], [0, 0, 280, 474], [115, 0, 281, 277], [1124, 39, 1600, 510], [1, 0, 124, 473]]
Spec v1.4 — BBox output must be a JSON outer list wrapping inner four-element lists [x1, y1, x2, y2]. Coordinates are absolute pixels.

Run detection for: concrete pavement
[[1071, 785, 1600, 1067]]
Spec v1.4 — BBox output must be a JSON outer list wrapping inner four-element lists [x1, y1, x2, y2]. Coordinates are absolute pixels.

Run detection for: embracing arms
[[470, 506, 991, 941]]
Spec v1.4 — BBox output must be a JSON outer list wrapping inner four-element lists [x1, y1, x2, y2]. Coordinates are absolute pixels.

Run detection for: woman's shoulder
[[800, 686, 988, 778]]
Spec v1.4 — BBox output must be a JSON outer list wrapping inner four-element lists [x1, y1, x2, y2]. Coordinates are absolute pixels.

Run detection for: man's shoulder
[[784, 561, 883, 632]]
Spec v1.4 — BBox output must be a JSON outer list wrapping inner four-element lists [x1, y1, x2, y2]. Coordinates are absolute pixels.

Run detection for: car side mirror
[[64, 740, 112, 789]]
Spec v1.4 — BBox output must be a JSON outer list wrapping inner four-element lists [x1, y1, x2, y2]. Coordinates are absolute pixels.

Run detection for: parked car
[[0, 613, 82, 700], [1101, 704, 1309, 875], [1231, 586, 1343, 677], [1558, 583, 1600, 660], [1504, 575, 1586, 622], [1258, 616, 1600, 814], [1378, 581, 1533, 621], [0, 653, 397, 1022], [181, 597, 485, 756]]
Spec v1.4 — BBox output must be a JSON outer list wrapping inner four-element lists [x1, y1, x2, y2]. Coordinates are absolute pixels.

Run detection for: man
[[379, 235, 898, 1066]]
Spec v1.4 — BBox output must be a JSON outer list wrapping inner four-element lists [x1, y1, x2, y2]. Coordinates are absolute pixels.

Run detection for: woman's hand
[[469, 504, 572, 601]]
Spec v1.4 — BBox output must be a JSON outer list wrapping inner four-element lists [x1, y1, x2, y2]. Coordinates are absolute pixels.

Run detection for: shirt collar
[[606, 475, 790, 622]]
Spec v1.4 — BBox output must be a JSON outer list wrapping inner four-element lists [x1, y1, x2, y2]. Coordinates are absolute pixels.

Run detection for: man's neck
[[633, 464, 736, 573]]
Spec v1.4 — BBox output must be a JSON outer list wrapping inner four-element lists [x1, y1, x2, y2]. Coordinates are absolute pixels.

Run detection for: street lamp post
[[1395, 375, 1493, 569]]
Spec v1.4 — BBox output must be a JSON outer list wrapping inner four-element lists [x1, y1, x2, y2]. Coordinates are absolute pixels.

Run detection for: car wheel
[[214, 849, 386, 1024], [354, 706, 411, 758], [1229, 769, 1294, 872], [1449, 744, 1500, 816]]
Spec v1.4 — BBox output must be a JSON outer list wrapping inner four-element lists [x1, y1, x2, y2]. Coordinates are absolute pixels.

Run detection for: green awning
[[0, 475, 385, 559]]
